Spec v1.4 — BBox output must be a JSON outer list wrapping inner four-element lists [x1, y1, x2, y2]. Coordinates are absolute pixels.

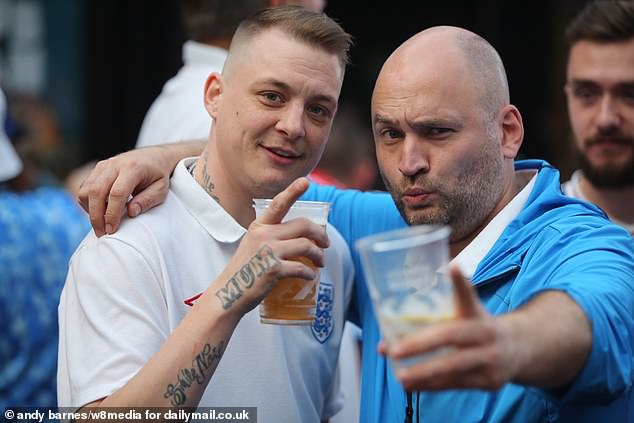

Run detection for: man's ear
[[204, 72, 223, 119], [499, 104, 524, 159]]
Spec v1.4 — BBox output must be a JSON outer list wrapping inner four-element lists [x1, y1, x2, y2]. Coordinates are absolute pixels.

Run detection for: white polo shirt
[[58, 158, 354, 422]]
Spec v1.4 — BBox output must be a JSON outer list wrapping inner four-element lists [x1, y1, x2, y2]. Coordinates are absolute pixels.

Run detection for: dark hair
[[232, 5, 353, 68], [181, 0, 267, 42], [565, 0, 634, 47]]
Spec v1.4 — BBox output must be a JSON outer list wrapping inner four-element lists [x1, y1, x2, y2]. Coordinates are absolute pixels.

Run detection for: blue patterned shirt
[[0, 187, 89, 408]]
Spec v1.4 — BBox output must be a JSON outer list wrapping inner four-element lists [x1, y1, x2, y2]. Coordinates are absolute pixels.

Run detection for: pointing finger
[[256, 177, 309, 225]]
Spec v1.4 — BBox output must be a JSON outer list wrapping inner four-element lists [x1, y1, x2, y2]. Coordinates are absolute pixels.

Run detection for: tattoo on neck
[[215, 246, 281, 310], [198, 152, 221, 204], [164, 340, 226, 406]]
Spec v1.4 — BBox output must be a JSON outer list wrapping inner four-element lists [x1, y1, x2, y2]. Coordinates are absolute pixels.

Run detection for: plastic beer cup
[[356, 225, 455, 368], [252, 199, 330, 325]]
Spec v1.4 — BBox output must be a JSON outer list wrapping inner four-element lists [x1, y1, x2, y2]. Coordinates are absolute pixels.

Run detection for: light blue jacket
[[304, 160, 634, 423]]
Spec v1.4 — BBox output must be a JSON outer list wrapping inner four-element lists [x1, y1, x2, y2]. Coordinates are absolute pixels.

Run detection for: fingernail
[[105, 224, 113, 234], [130, 203, 141, 217]]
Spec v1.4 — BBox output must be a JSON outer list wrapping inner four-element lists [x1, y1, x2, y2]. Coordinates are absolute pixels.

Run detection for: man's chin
[[401, 207, 446, 227], [580, 158, 634, 189]]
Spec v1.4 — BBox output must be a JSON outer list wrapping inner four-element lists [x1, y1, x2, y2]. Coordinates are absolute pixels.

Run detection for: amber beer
[[252, 199, 330, 325]]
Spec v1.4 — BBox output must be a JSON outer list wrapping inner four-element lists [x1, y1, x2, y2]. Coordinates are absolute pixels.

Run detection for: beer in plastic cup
[[356, 225, 455, 368], [252, 199, 330, 325]]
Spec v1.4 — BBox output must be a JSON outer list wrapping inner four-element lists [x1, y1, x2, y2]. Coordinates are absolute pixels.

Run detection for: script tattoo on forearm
[[200, 152, 221, 204], [164, 341, 226, 406], [215, 245, 281, 310]]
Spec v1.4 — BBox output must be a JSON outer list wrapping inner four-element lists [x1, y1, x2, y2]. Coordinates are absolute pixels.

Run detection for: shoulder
[[71, 191, 189, 268]]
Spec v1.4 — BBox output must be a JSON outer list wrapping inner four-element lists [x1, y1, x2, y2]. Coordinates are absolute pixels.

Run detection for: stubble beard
[[382, 140, 506, 243]]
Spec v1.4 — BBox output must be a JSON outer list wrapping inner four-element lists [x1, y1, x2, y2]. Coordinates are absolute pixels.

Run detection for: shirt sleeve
[[57, 235, 170, 408], [521, 223, 634, 403]]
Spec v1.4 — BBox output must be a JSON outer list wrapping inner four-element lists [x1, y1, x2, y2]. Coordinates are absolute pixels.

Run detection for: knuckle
[[247, 222, 269, 242], [294, 261, 312, 277], [103, 209, 119, 220], [109, 187, 129, 200], [156, 177, 169, 190], [301, 238, 315, 252], [88, 184, 104, 198], [268, 200, 287, 216], [94, 159, 108, 170]]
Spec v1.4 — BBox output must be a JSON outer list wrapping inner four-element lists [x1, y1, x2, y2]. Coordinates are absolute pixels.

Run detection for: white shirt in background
[[136, 41, 227, 147]]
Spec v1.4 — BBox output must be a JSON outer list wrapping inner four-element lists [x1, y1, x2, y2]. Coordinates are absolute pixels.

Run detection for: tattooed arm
[[75, 178, 329, 416]]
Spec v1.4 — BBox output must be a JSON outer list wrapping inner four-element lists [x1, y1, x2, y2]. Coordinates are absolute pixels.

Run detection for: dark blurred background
[[0, 0, 594, 183]]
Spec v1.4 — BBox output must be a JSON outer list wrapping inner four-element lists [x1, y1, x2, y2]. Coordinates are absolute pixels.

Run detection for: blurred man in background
[[0, 87, 89, 409], [562, 0, 634, 236]]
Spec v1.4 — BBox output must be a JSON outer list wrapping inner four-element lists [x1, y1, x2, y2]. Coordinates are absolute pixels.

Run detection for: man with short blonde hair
[[58, 8, 354, 422]]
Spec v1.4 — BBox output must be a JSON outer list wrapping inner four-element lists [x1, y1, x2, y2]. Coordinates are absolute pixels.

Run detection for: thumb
[[450, 264, 485, 319], [256, 177, 309, 225], [127, 179, 169, 218]]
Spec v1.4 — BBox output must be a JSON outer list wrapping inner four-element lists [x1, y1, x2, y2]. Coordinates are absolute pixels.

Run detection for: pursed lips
[[402, 187, 434, 206]]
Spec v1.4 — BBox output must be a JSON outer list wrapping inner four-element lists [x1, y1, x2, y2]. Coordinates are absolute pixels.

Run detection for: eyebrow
[[570, 79, 634, 89], [374, 114, 462, 131], [255, 78, 337, 105], [373, 114, 397, 126]]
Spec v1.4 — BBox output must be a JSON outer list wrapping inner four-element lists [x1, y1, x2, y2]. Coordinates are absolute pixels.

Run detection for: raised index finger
[[256, 177, 310, 225], [450, 264, 486, 319]]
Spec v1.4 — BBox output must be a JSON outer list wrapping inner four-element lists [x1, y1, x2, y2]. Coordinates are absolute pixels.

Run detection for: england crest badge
[[311, 282, 334, 343]]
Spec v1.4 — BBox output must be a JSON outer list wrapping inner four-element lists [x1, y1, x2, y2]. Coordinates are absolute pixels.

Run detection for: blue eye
[[262, 92, 282, 103], [377, 128, 403, 143], [308, 104, 327, 116], [386, 129, 401, 138]]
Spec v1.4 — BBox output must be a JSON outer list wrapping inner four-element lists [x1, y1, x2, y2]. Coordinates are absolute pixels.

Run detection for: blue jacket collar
[[472, 159, 605, 284]]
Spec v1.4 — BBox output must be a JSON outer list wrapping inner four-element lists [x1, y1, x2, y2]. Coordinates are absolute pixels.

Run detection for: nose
[[596, 95, 621, 130], [398, 137, 430, 177], [276, 103, 306, 139]]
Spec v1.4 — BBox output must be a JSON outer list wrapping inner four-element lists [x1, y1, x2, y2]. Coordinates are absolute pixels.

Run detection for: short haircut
[[565, 0, 634, 47], [230, 5, 353, 69], [181, 0, 268, 42]]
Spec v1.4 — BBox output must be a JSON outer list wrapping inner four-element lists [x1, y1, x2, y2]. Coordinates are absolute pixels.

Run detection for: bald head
[[374, 26, 509, 123]]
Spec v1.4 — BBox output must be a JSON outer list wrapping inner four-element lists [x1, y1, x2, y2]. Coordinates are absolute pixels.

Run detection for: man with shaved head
[[343, 26, 633, 422], [76, 24, 634, 423]]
